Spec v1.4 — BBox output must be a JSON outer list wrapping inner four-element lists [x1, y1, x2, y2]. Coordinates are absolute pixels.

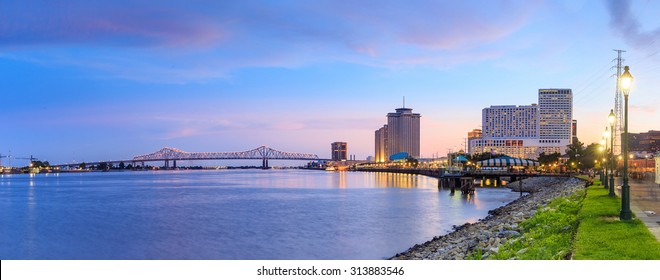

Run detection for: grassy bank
[[489, 189, 584, 259], [489, 178, 660, 260], [573, 181, 660, 259]]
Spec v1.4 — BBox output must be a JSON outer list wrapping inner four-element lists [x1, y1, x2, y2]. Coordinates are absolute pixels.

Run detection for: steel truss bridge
[[55, 146, 321, 169]]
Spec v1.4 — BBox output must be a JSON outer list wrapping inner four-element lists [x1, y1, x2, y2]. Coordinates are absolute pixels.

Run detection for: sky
[[1, 0, 659, 165]]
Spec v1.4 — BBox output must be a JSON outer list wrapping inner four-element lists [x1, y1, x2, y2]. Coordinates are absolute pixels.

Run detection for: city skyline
[[2, 0, 660, 164]]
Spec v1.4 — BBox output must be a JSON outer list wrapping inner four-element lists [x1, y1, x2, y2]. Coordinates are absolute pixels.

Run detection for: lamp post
[[620, 66, 633, 220], [602, 131, 609, 189], [608, 109, 616, 196], [598, 139, 609, 185]]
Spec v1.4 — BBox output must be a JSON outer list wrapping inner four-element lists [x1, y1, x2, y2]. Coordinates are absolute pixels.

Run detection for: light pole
[[608, 109, 616, 196], [600, 139, 606, 186], [602, 131, 609, 189], [620, 66, 633, 220]]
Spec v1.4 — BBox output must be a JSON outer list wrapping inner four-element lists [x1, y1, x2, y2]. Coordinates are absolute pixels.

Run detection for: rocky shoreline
[[390, 176, 584, 260]]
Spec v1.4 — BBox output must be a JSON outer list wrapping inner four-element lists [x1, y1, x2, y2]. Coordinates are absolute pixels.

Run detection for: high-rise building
[[482, 105, 538, 139], [468, 88, 573, 159], [538, 89, 573, 142], [386, 107, 421, 158], [331, 142, 348, 161], [375, 125, 388, 163]]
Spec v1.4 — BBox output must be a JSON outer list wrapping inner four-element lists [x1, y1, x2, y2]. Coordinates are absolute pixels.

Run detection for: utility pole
[[612, 49, 626, 155]]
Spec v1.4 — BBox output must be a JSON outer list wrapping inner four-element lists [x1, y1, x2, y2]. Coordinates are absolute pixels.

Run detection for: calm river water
[[0, 169, 519, 259]]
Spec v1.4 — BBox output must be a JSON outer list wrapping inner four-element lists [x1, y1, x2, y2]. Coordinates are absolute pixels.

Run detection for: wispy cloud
[[0, 0, 540, 82], [605, 0, 660, 49]]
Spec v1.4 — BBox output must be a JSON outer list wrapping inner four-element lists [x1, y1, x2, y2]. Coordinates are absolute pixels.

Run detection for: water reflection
[[370, 172, 423, 188], [0, 170, 519, 259]]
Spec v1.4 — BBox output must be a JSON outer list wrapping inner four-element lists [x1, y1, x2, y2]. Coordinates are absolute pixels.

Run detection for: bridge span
[[55, 146, 322, 169]]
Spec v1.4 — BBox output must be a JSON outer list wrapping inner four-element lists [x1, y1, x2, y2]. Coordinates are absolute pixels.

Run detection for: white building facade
[[469, 89, 573, 159]]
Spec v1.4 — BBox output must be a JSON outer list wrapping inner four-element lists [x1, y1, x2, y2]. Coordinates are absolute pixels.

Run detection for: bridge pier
[[262, 158, 269, 169], [173, 160, 176, 168], [460, 177, 474, 194]]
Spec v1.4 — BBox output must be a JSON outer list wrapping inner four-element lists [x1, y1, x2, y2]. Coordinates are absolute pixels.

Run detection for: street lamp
[[620, 66, 633, 220], [608, 109, 616, 196], [602, 131, 609, 189], [599, 139, 606, 185]]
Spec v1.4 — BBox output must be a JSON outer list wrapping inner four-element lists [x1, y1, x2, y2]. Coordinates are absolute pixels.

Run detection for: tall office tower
[[331, 142, 348, 161], [538, 89, 573, 144], [386, 107, 421, 158], [375, 125, 388, 163]]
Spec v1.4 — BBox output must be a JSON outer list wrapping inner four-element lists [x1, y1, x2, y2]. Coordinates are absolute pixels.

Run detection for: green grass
[[487, 177, 660, 260], [573, 183, 660, 259], [490, 190, 584, 260]]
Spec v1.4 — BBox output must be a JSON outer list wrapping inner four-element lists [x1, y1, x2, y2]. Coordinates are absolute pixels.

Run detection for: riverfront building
[[469, 89, 573, 159], [331, 142, 348, 161], [374, 106, 421, 162], [375, 125, 388, 163], [624, 130, 660, 153], [387, 107, 421, 159]]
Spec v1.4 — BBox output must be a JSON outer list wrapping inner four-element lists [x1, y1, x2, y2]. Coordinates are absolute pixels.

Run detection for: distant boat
[[325, 166, 336, 171]]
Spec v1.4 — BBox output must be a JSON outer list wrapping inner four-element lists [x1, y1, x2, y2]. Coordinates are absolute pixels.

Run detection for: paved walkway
[[613, 177, 660, 242]]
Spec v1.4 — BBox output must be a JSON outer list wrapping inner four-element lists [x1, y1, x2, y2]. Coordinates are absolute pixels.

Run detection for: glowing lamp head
[[608, 109, 616, 124], [603, 128, 610, 138], [620, 66, 633, 95]]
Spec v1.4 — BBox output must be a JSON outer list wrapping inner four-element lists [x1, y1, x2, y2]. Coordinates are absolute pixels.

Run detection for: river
[[0, 169, 519, 259]]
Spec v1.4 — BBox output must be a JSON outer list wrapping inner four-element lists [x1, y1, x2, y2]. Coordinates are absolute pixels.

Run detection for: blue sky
[[1, 0, 659, 165]]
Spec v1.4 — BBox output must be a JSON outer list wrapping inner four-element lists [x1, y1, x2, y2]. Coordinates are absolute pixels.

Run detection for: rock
[[498, 230, 521, 238], [389, 177, 584, 260], [516, 248, 528, 255], [467, 240, 479, 250]]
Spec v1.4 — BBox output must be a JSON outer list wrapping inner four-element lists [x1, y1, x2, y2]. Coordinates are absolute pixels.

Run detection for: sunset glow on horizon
[[1, 0, 659, 164]]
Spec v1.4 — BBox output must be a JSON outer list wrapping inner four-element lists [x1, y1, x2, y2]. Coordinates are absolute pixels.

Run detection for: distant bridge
[[55, 146, 322, 169]]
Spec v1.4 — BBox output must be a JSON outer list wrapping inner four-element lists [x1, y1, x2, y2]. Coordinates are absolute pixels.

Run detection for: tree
[[537, 152, 561, 165], [79, 162, 86, 169], [566, 139, 585, 170], [406, 156, 419, 168], [98, 162, 108, 171], [580, 143, 602, 170], [119, 162, 125, 169]]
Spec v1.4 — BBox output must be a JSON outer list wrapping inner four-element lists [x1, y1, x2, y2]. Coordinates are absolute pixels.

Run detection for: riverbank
[[391, 176, 584, 260]]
